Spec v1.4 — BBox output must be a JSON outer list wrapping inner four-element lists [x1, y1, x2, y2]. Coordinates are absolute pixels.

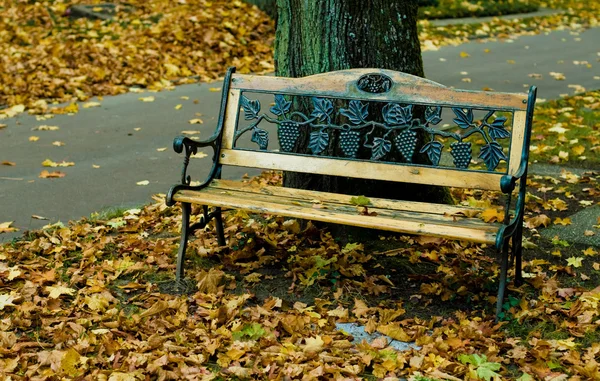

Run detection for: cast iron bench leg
[[495, 238, 509, 320], [176, 202, 192, 282], [214, 207, 226, 246], [513, 223, 524, 287]]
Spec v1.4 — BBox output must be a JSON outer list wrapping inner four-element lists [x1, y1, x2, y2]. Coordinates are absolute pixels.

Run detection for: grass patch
[[530, 91, 600, 167], [90, 206, 130, 221], [419, 0, 540, 20]]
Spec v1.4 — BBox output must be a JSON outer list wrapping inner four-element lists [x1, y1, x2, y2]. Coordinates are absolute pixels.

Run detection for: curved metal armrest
[[500, 162, 527, 193], [166, 135, 221, 206], [173, 135, 219, 154]]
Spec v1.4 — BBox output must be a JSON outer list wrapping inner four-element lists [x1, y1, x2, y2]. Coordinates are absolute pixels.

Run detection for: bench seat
[[173, 179, 502, 244]]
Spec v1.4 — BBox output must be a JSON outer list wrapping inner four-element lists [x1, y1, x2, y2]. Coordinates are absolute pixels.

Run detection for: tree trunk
[[244, 0, 278, 20], [274, 0, 451, 208]]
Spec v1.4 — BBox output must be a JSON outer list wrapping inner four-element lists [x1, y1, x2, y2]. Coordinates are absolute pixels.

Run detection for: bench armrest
[[165, 67, 237, 207], [166, 135, 222, 206], [500, 162, 527, 193]]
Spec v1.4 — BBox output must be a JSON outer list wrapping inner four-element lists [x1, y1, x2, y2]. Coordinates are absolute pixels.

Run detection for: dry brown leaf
[[39, 170, 65, 178]]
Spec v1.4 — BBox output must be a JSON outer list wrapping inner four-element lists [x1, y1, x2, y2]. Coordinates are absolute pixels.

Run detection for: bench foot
[[495, 240, 509, 321], [176, 202, 192, 282]]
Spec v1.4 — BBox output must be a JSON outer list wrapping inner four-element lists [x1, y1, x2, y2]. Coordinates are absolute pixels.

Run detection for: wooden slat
[[221, 89, 242, 149], [508, 110, 527, 177], [211, 179, 480, 216], [219, 149, 504, 191], [200, 182, 499, 231], [230, 70, 528, 111], [173, 189, 498, 244]]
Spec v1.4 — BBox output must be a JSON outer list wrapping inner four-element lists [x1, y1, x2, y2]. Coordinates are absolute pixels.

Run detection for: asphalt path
[[1, 27, 599, 241]]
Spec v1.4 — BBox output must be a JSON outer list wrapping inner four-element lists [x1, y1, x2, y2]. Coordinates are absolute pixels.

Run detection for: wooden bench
[[166, 67, 537, 318]]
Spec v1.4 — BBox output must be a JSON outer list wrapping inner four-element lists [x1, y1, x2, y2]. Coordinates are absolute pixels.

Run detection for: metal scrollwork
[[357, 73, 393, 93], [234, 94, 511, 171]]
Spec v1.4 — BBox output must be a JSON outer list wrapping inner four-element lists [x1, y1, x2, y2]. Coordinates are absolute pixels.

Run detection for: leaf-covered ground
[[0, 0, 274, 111], [1, 169, 599, 380], [1, 0, 598, 115]]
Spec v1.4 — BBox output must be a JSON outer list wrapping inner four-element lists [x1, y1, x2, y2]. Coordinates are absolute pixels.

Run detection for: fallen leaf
[[39, 170, 66, 178], [460, 51, 470, 58], [83, 101, 101, 108], [31, 215, 49, 220], [92, 164, 100, 169], [1, 161, 15, 166], [139, 96, 155, 102], [480, 208, 504, 223], [188, 118, 204, 124], [553, 217, 571, 226], [0, 124, 6, 129], [209, 87, 221, 92], [156, 147, 167, 152], [190, 152, 208, 159], [550, 72, 566, 80], [0, 294, 17, 310], [29, 136, 40, 142], [175, 104, 182, 110], [566, 257, 583, 268], [52, 141, 65, 146], [45, 285, 76, 299], [583, 247, 598, 256], [302, 336, 325, 353], [181, 130, 201, 135], [35, 125, 60, 131], [42, 159, 74, 167], [0, 221, 19, 233], [136, 180, 150, 186]]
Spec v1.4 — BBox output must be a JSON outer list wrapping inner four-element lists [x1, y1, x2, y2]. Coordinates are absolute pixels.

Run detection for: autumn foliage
[[1, 168, 599, 379]]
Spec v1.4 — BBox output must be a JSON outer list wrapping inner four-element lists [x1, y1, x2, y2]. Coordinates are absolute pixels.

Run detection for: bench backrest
[[216, 68, 536, 192]]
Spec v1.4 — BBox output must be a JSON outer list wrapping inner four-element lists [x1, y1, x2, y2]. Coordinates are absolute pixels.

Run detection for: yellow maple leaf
[[60, 348, 81, 377], [460, 51, 470, 58], [553, 217, 572, 226], [29, 136, 40, 141], [572, 145, 585, 156], [302, 335, 324, 353], [46, 285, 76, 299], [480, 208, 504, 223], [0, 294, 17, 310], [566, 257, 583, 268], [583, 247, 598, 256], [139, 96, 155, 102], [0, 221, 19, 233]]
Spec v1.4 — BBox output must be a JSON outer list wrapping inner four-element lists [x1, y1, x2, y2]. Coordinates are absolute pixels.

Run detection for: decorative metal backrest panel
[[232, 76, 515, 174]]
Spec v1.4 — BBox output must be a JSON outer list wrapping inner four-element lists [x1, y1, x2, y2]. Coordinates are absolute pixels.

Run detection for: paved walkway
[[1, 27, 599, 242]]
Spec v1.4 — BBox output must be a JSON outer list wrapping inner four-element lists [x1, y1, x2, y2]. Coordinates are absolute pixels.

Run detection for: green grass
[[419, 0, 540, 20], [530, 91, 600, 167], [90, 206, 130, 221]]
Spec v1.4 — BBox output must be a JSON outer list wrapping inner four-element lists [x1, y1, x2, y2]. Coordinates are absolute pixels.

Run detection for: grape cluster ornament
[[235, 91, 511, 172]]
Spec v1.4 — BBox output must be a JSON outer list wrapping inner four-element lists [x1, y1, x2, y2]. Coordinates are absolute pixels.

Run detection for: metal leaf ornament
[[311, 97, 334, 121], [270, 94, 292, 116], [479, 141, 507, 170], [309, 130, 329, 154], [251, 128, 269, 150], [371, 137, 392, 160], [241, 95, 260, 120], [340, 100, 368, 125]]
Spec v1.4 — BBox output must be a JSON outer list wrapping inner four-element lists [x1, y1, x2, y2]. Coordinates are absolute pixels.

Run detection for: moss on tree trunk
[[274, 0, 453, 215]]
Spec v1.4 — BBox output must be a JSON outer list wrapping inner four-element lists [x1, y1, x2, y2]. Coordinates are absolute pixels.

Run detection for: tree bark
[[274, 0, 451, 207], [244, 0, 278, 20]]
